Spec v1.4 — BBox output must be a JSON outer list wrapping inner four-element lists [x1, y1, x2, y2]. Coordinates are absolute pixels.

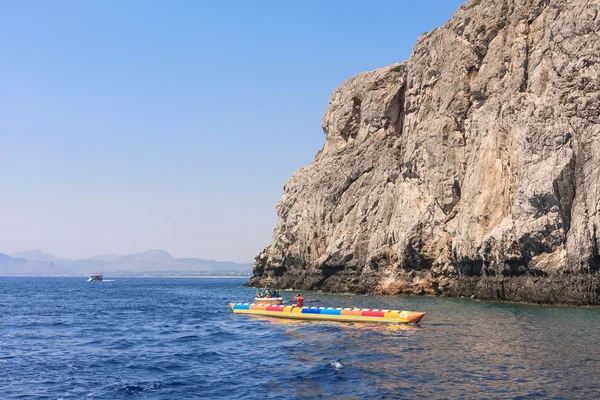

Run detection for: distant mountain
[[86, 254, 119, 262], [0, 249, 252, 276], [9, 249, 69, 262], [101, 250, 252, 274], [178, 257, 252, 273], [0, 253, 57, 275], [0, 253, 17, 263], [108, 249, 178, 272]]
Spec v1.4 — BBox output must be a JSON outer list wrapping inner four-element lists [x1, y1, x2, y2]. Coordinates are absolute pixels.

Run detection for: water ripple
[[1, 277, 599, 399]]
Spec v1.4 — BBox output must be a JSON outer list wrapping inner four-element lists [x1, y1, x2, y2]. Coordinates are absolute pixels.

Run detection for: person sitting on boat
[[293, 293, 304, 307], [264, 288, 272, 298], [256, 289, 263, 298], [272, 290, 280, 298]]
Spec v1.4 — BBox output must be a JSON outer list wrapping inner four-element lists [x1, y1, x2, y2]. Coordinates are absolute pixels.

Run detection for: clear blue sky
[[0, 0, 465, 263]]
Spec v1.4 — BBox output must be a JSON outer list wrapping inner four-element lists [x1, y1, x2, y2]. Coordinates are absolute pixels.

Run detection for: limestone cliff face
[[251, 0, 600, 305]]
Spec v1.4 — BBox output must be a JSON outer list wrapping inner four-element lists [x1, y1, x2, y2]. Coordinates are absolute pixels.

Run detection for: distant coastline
[[0, 249, 253, 277], [113, 275, 251, 279], [0, 275, 250, 279]]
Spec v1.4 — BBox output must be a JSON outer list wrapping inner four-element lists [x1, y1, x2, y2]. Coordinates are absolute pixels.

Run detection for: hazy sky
[[0, 0, 465, 263]]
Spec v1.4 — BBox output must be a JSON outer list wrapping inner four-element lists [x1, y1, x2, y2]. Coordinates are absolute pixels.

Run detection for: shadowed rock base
[[448, 275, 600, 306], [248, 273, 600, 306]]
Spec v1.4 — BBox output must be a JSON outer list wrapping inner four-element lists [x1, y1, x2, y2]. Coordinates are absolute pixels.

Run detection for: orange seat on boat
[[250, 304, 268, 311], [340, 309, 363, 316]]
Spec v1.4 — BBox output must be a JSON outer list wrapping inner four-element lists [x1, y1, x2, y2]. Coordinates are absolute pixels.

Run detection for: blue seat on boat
[[319, 308, 341, 315], [301, 307, 321, 314], [234, 303, 250, 310]]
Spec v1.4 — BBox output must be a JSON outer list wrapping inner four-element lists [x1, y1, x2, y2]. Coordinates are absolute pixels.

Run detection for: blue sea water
[[1, 277, 599, 399]]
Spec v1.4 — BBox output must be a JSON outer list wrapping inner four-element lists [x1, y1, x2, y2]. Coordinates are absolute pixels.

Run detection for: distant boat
[[254, 277, 282, 305], [88, 274, 102, 282], [255, 296, 283, 305]]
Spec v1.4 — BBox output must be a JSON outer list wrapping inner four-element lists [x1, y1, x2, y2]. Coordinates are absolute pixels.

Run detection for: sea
[[1, 277, 599, 399]]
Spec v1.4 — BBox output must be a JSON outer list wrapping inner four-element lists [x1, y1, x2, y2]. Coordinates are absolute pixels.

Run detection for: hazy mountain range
[[0, 249, 252, 277]]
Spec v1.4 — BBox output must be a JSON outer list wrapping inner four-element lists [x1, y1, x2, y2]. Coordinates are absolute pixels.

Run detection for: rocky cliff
[[251, 0, 600, 305]]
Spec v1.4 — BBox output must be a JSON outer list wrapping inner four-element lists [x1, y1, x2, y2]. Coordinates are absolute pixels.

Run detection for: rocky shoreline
[[248, 268, 600, 306], [250, 0, 600, 306]]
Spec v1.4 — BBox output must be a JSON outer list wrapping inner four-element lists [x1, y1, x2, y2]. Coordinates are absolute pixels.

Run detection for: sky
[[0, 0, 466, 263]]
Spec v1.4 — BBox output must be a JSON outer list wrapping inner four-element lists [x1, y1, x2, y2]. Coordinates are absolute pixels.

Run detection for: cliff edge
[[251, 0, 600, 305]]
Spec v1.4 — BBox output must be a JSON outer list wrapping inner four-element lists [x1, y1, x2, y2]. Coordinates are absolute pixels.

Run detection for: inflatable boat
[[254, 277, 283, 305], [254, 297, 283, 305], [229, 303, 425, 324]]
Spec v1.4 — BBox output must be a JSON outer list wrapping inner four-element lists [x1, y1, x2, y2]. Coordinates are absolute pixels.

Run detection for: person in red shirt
[[293, 293, 304, 307]]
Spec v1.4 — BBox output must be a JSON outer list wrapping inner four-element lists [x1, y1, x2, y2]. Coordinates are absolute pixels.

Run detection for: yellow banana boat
[[229, 303, 425, 324]]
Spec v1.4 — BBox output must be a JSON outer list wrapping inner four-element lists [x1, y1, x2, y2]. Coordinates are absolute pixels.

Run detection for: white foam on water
[[331, 361, 343, 370]]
